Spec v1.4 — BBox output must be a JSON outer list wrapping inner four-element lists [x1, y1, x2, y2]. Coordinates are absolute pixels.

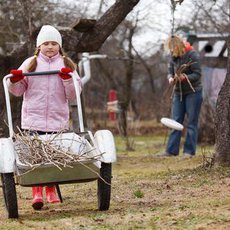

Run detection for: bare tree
[[214, 34, 230, 166], [191, 0, 230, 166], [0, 0, 140, 136]]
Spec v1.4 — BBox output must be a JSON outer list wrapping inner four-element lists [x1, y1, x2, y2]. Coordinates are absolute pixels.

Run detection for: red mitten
[[59, 67, 73, 80], [179, 73, 187, 83], [10, 69, 24, 83]]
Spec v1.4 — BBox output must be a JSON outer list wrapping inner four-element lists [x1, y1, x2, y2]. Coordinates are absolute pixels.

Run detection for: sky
[[128, 0, 195, 56], [62, 0, 226, 56]]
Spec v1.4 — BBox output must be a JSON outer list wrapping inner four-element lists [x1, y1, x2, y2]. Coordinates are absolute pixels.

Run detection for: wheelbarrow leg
[[55, 184, 63, 203]]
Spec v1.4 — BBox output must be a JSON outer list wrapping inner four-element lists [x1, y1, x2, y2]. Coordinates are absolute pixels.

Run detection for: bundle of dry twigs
[[175, 60, 195, 90], [171, 60, 196, 101], [14, 129, 102, 171]]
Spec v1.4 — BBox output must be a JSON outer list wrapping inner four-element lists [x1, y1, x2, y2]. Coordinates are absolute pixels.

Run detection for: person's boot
[[45, 186, 60, 203], [32, 186, 44, 210]]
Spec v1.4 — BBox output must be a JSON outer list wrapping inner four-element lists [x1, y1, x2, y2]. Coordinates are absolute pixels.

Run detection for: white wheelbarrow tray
[[13, 130, 116, 186], [0, 70, 117, 218]]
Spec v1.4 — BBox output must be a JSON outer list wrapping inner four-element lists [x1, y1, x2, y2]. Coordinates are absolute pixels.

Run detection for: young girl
[[8, 25, 82, 210]]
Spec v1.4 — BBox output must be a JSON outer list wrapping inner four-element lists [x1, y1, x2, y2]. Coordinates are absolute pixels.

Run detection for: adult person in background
[[160, 35, 203, 157]]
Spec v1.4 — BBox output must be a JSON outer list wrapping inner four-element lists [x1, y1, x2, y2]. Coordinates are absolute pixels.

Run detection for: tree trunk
[[214, 35, 230, 166]]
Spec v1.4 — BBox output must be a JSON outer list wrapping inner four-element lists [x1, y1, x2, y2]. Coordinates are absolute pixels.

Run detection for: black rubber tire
[[97, 163, 112, 211], [1, 173, 19, 218]]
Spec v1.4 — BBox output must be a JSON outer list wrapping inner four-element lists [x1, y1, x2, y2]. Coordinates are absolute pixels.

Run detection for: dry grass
[[0, 134, 229, 229]]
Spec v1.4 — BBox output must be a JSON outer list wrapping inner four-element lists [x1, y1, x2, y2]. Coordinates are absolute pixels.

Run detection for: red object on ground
[[108, 89, 117, 121]]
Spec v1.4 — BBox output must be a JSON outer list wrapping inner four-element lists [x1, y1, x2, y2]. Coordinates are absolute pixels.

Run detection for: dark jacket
[[168, 49, 202, 95]]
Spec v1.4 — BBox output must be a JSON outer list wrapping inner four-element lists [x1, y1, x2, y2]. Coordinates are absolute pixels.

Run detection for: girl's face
[[40, 41, 60, 58]]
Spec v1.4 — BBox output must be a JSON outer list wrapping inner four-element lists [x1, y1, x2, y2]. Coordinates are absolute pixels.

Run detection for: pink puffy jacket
[[8, 52, 82, 132]]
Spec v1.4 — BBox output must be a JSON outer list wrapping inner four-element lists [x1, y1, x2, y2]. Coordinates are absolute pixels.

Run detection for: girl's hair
[[27, 48, 76, 72], [164, 36, 185, 57], [27, 48, 40, 72], [60, 48, 77, 70]]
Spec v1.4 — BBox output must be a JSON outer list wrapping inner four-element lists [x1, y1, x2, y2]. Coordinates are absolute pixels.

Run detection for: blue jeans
[[166, 89, 203, 155]]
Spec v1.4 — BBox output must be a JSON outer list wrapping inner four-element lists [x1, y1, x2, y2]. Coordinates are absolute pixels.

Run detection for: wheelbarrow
[[0, 70, 117, 218]]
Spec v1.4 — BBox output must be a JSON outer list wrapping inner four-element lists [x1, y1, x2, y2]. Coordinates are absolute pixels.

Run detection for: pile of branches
[[175, 61, 195, 88], [164, 61, 196, 102], [172, 60, 195, 101], [14, 130, 102, 171]]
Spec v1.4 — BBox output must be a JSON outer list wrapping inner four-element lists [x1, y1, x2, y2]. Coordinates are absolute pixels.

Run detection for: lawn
[[0, 134, 229, 229]]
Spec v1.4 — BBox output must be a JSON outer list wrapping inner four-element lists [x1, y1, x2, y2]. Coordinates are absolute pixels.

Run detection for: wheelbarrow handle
[[24, 70, 60, 76]]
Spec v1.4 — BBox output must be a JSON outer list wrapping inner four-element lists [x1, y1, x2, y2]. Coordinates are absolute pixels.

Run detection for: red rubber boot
[[45, 186, 60, 203], [32, 186, 44, 210]]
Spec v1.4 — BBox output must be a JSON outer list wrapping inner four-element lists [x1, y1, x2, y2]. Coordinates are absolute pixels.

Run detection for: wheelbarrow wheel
[[97, 162, 112, 211], [1, 173, 18, 218]]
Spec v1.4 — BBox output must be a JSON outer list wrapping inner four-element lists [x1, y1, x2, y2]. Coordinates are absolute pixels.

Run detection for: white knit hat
[[36, 25, 62, 47]]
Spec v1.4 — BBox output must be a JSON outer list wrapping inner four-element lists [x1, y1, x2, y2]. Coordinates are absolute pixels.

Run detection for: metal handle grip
[[24, 70, 60, 76]]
